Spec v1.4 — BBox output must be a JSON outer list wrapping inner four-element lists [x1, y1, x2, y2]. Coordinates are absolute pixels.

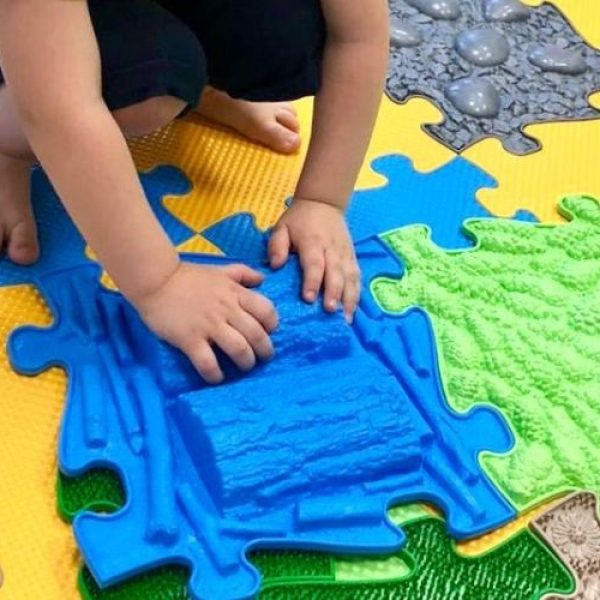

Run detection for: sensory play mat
[[1, 1, 600, 599]]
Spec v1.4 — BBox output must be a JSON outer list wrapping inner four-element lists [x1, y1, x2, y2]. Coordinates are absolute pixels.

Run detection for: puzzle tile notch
[[8, 245, 515, 600], [201, 213, 269, 262], [387, 0, 600, 154], [464, 102, 600, 223]]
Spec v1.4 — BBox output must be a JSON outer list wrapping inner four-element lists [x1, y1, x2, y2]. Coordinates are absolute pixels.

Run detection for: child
[[0, 0, 389, 383]]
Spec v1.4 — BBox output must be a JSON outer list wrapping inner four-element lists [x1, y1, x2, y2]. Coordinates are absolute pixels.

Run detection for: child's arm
[[0, 0, 277, 382], [269, 0, 389, 321]]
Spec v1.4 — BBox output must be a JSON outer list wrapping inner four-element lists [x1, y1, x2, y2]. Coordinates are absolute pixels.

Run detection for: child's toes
[[7, 219, 39, 265], [276, 107, 300, 134], [260, 121, 301, 154], [278, 102, 298, 117]]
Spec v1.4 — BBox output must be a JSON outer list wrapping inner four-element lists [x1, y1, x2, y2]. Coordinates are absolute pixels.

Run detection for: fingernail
[[305, 291, 316, 302], [328, 299, 338, 311]]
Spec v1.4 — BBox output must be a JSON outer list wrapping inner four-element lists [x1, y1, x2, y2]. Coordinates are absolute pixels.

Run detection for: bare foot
[[0, 152, 38, 265], [195, 87, 301, 154]]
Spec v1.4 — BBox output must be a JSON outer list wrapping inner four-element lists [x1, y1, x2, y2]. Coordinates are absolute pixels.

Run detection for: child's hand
[[269, 199, 360, 322], [133, 262, 278, 384]]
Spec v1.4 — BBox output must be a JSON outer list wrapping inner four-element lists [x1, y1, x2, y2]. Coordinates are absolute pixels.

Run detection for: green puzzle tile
[[62, 473, 574, 600], [78, 519, 573, 600], [258, 519, 574, 600], [59, 471, 418, 591], [373, 195, 600, 512], [59, 471, 332, 598], [58, 470, 125, 523]]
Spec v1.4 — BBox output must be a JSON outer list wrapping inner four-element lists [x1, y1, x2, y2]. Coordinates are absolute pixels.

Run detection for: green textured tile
[[373, 195, 600, 512]]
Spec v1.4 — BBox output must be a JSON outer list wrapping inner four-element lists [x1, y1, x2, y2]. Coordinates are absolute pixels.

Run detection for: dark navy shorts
[[0, 0, 325, 111]]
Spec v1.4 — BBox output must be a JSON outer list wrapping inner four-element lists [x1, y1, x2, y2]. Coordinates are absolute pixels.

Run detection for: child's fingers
[[324, 249, 344, 312], [268, 225, 291, 269], [342, 269, 362, 324], [187, 340, 224, 384], [223, 264, 264, 287], [228, 311, 275, 362], [213, 325, 257, 372], [240, 290, 279, 333], [300, 247, 325, 303]]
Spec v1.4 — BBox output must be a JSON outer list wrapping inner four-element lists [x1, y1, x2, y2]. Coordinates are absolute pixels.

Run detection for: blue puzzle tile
[[8, 244, 516, 600], [0, 165, 195, 287], [142, 165, 196, 248], [347, 155, 537, 248], [200, 154, 538, 261], [202, 213, 269, 262]]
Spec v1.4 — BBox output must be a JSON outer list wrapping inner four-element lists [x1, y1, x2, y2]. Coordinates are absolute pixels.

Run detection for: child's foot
[[195, 87, 301, 154], [0, 152, 38, 265]]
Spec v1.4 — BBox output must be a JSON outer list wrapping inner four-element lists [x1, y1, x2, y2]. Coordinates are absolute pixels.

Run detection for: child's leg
[[0, 86, 190, 264], [0, 0, 208, 264], [163, 0, 326, 154], [0, 85, 40, 264], [165, 0, 326, 101]]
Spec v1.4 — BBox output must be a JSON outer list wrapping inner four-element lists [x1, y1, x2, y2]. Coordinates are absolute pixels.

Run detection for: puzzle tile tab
[[523, 0, 600, 49]]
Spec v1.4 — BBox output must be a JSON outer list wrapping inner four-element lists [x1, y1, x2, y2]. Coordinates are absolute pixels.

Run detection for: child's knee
[[90, 0, 208, 131], [112, 96, 187, 138], [176, 0, 326, 102]]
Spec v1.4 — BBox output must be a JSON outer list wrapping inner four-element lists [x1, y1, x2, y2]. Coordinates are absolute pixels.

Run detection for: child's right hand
[[133, 262, 278, 384]]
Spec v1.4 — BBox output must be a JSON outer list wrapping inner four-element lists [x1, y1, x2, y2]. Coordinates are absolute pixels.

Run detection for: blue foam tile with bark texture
[[8, 242, 516, 600]]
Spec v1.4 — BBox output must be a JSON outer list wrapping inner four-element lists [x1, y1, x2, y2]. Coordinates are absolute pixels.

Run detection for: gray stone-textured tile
[[387, 0, 600, 153]]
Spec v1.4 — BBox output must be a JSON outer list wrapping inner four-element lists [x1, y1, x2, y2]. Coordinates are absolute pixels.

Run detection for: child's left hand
[[268, 198, 361, 322]]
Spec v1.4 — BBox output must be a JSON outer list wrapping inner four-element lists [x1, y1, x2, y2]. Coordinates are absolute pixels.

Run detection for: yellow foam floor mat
[[0, 285, 77, 600], [2, 6, 600, 588], [463, 92, 600, 224]]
